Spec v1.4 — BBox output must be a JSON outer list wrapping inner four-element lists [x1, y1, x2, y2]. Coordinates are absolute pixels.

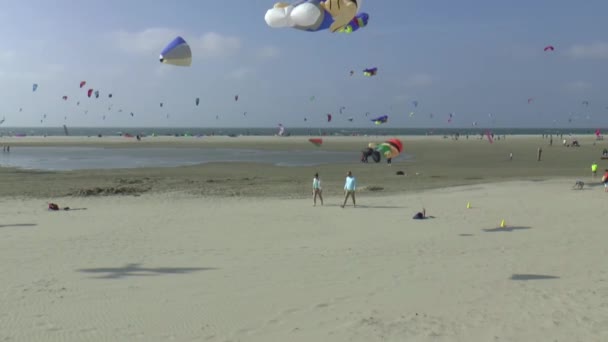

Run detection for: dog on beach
[[572, 180, 584, 190]]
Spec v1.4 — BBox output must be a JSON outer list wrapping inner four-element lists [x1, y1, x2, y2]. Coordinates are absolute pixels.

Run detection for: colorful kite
[[363, 67, 378, 77], [309, 138, 323, 147], [160, 36, 192, 67], [264, 0, 368, 33], [376, 138, 403, 159], [371, 115, 388, 124]]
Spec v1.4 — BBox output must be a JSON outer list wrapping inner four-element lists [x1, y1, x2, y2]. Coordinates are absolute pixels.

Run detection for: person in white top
[[312, 173, 323, 206], [341, 171, 356, 208]]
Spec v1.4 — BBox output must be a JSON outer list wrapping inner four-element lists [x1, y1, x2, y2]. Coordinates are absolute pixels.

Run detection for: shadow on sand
[[511, 274, 560, 281], [0, 223, 37, 228], [483, 226, 531, 233], [77, 263, 217, 279]]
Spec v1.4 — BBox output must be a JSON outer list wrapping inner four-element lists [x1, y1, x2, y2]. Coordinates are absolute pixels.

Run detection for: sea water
[[0, 147, 388, 171]]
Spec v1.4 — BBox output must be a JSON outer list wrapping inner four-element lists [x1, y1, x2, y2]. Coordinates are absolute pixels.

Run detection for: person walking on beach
[[591, 162, 598, 179], [602, 169, 608, 193], [312, 173, 323, 206], [341, 171, 357, 208]]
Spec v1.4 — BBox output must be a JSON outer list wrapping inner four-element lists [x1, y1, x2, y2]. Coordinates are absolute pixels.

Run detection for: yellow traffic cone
[[466, 202, 471, 209], [500, 219, 506, 228]]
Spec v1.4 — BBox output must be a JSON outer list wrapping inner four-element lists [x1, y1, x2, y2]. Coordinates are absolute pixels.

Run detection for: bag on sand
[[48, 203, 59, 211]]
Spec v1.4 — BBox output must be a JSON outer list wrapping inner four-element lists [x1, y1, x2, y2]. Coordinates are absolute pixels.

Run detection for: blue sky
[[1, 0, 607, 128]]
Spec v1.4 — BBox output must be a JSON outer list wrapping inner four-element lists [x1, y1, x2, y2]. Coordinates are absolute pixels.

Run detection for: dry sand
[[1, 180, 607, 341], [1, 135, 607, 341]]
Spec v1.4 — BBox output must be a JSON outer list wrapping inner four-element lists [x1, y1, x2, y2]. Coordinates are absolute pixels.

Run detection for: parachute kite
[[376, 138, 403, 159], [527, 98, 534, 104], [543, 45, 555, 52], [108, 93, 113, 98], [195, 97, 200, 106], [371, 115, 388, 124], [339, 106, 346, 114], [363, 67, 378, 77], [235, 95, 239, 102], [327, 113, 332, 122], [94, 90, 99, 98], [62, 96, 68, 101], [337, 13, 369, 33], [159, 36, 192, 67], [79, 81, 86, 88], [350, 70, 354, 76], [309, 96, 315, 101], [264, 0, 369, 33], [309, 138, 323, 147], [412, 100, 418, 108], [582, 100, 589, 106], [160, 102, 163, 108], [87, 89, 93, 98], [447, 113, 454, 123], [32, 84, 38, 92]]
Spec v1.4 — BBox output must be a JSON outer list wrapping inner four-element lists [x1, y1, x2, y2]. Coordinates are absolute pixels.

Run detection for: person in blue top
[[265, 0, 362, 33], [341, 171, 356, 208]]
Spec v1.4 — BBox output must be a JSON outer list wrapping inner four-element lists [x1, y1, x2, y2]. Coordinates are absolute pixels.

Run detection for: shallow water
[[0, 147, 379, 171]]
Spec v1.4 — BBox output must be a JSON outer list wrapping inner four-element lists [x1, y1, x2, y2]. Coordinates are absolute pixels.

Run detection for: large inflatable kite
[[265, 0, 368, 33], [376, 138, 403, 159], [160, 36, 192, 67]]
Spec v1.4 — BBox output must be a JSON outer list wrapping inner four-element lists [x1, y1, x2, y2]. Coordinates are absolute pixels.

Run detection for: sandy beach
[[1, 135, 608, 341]]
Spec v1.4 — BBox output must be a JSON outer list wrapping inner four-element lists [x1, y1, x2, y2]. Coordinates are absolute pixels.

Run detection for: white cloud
[[256, 46, 280, 59], [111, 29, 241, 59], [113, 28, 182, 55], [227, 67, 255, 80], [0, 50, 16, 63], [566, 42, 608, 59], [193, 32, 241, 58], [564, 80, 591, 92], [403, 73, 434, 88]]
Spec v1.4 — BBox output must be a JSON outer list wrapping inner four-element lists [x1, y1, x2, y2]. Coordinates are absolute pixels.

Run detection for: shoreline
[[0, 135, 605, 199]]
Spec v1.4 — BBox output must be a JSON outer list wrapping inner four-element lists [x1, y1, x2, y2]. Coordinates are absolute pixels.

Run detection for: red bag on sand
[[48, 203, 59, 211]]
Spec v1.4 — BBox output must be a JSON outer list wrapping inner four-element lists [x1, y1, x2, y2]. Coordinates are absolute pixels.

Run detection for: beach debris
[[159, 36, 192, 67], [500, 219, 506, 228], [264, 0, 368, 33], [396, 171, 405, 175]]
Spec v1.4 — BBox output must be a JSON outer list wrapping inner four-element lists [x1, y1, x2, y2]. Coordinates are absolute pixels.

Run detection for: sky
[[1, 0, 607, 128]]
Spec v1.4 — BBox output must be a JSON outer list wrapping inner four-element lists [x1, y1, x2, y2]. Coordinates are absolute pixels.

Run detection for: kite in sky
[[160, 36, 192, 67], [363, 67, 378, 77], [264, 0, 368, 33]]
